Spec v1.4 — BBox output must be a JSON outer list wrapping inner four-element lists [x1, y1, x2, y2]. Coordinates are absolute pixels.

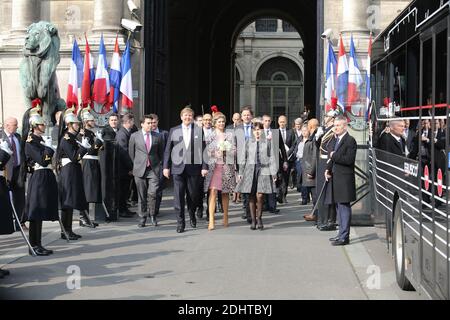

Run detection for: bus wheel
[[393, 202, 414, 291]]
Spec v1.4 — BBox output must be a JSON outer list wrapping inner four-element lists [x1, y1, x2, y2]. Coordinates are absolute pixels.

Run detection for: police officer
[[57, 107, 91, 240], [314, 110, 338, 230], [0, 141, 15, 277], [24, 107, 59, 255], [78, 105, 103, 228]]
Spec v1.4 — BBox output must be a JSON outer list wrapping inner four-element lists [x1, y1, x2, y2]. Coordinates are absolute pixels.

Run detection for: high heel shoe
[[250, 220, 256, 230], [257, 218, 264, 230]]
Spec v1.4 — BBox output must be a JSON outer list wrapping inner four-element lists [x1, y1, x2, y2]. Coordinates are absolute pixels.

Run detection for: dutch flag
[[120, 40, 133, 109], [92, 34, 110, 106], [336, 35, 349, 113], [66, 40, 83, 108], [109, 36, 121, 113]]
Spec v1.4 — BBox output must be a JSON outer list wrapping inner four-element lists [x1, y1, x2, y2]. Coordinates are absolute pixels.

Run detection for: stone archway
[[162, 0, 319, 127]]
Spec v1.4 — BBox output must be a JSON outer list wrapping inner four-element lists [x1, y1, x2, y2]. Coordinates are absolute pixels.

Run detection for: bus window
[[422, 38, 432, 113], [392, 52, 406, 117], [435, 29, 447, 115]]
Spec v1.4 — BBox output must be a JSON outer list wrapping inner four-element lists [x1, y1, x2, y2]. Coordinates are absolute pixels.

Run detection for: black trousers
[[118, 175, 132, 212], [9, 167, 25, 223], [154, 173, 165, 217], [173, 172, 201, 226]]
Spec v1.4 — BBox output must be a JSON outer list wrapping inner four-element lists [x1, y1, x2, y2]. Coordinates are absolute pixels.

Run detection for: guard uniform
[[25, 133, 59, 255], [58, 131, 88, 239], [0, 149, 14, 235], [79, 129, 103, 203], [316, 124, 337, 229]]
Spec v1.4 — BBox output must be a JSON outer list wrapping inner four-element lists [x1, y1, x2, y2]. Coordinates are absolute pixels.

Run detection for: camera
[[321, 28, 333, 40], [127, 0, 138, 13], [121, 18, 142, 32]]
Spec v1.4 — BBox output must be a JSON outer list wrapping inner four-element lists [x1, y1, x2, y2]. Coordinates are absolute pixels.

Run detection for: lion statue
[[19, 21, 62, 125]]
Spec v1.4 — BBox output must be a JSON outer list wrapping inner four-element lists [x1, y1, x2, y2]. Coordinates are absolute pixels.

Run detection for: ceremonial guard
[[57, 107, 91, 240], [311, 110, 337, 230], [24, 104, 59, 255], [78, 105, 103, 228], [0, 142, 15, 278]]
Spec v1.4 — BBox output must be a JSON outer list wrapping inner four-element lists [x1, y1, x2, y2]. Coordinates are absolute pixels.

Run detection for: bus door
[[420, 18, 449, 299]]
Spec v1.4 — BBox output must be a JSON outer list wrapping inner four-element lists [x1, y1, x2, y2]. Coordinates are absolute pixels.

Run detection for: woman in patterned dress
[[203, 113, 236, 230]]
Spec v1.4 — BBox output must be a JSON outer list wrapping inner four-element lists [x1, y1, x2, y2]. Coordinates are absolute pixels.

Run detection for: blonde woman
[[204, 113, 236, 230]]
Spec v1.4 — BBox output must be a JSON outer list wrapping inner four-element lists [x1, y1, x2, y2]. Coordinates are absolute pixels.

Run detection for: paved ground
[[0, 189, 425, 300]]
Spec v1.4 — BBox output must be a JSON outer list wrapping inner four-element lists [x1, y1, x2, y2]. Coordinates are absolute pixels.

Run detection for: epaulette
[[64, 134, 70, 140], [26, 135, 33, 143], [44, 155, 51, 161]]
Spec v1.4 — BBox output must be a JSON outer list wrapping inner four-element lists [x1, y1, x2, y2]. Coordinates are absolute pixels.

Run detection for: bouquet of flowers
[[217, 140, 232, 152]]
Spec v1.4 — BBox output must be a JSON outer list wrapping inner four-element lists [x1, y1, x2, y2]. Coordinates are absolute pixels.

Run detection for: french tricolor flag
[[66, 40, 83, 108], [365, 35, 373, 121], [120, 40, 133, 109], [81, 35, 95, 106], [336, 35, 349, 113], [325, 40, 337, 112], [347, 34, 363, 106], [109, 36, 121, 113], [92, 34, 110, 105]]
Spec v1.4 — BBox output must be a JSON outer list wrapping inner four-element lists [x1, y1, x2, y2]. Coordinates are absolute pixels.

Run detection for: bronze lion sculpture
[[19, 21, 63, 124]]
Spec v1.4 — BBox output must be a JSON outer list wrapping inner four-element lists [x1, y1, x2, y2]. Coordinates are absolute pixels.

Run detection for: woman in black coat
[[24, 112, 59, 256], [0, 146, 15, 278]]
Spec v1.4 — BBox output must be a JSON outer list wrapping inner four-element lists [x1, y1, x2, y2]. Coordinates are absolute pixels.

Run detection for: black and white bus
[[369, 0, 450, 299]]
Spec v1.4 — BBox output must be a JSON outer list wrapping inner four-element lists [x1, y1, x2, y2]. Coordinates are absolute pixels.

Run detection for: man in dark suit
[[276, 115, 291, 203], [379, 120, 407, 157], [163, 106, 208, 233], [101, 113, 119, 140], [226, 113, 242, 130], [325, 116, 357, 246], [116, 113, 135, 218], [1, 117, 26, 226], [129, 115, 165, 227], [235, 106, 254, 223], [150, 113, 169, 217]]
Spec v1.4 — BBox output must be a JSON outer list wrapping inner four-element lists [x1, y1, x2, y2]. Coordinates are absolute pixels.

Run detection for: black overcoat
[[24, 134, 59, 221], [0, 149, 14, 235]]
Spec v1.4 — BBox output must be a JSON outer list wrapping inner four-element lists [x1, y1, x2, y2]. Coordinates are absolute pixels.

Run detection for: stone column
[[341, 0, 370, 35], [92, 0, 123, 35], [277, 19, 283, 33], [10, 0, 37, 35]]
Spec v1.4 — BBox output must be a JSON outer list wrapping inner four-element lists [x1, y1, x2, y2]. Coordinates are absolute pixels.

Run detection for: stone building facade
[[0, 0, 411, 129]]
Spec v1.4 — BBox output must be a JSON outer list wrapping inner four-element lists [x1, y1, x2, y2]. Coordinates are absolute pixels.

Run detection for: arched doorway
[[144, 0, 320, 127], [255, 57, 304, 125]]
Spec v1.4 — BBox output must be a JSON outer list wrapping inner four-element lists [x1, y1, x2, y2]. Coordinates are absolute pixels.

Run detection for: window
[[282, 21, 296, 32], [255, 19, 277, 32]]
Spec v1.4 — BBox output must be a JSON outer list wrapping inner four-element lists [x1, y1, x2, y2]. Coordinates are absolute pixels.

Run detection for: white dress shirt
[[182, 124, 191, 149]]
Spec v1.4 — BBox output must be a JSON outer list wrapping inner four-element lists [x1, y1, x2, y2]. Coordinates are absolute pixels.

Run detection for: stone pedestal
[[92, 0, 123, 35]]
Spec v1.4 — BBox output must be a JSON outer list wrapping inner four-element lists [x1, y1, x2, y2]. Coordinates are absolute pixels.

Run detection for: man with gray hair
[[380, 120, 407, 157], [325, 116, 357, 246], [1, 117, 26, 227]]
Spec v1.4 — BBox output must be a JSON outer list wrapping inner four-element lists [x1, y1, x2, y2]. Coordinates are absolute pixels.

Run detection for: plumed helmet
[[64, 106, 80, 124], [29, 98, 45, 126], [325, 110, 337, 118], [80, 102, 95, 122]]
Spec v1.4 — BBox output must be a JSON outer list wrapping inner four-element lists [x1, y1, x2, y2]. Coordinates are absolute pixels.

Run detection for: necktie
[[334, 136, 340, 151], [184, 126, 190, 149], [145, 133, 151, 167], [245, 126, 250, 140], [10, 135, 18, 167], [282, 129, 286, 143]]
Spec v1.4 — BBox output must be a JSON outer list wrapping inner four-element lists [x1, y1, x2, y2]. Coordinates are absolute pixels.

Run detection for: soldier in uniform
[[0, 141, 15, 278], [78, 105, 103, 228], [57, 108, 91, 240], [309, 110, 338, 230], [24, 107, 59, 255]]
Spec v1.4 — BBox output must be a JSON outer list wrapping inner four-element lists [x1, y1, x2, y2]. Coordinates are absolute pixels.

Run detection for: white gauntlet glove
[[315, 127, 324, 139], [41, 136, 56, 151], [0, 140, 13, 155], [95, 131, 104, 143], [77, 137, 91, 149]]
